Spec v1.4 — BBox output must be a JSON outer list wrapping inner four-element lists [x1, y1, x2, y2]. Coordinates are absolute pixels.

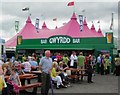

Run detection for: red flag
[[67, 1, 74, 6], [53, 18, 57, 21]]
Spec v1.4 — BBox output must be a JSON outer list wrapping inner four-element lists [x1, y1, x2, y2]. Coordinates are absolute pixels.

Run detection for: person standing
[[69, 51, 77, 68], [97, 54, 101, 74], [100, 54, 105, 75], [104, 55, 111, 74], [62, 54, 69, 65], [77, 52, 85, 73], [39, 50, 53, 95], [86, 63, 94, 83], [114, 55, 120, 76]]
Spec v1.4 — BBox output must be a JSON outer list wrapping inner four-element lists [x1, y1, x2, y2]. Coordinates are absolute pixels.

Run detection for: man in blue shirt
[[29, 58, 38, 71], [39, 50, 53, 95]]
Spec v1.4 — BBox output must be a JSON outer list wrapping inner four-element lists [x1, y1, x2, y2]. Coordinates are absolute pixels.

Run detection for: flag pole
[[82, 10, 85, 18], [56, 19, 57, 28], [110, 12, 114, 31], [0, 30, 2, 39], [73, 1, 75, 13]]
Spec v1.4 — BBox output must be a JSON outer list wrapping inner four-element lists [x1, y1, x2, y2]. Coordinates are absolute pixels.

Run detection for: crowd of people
[[0, 50, 120, 95]]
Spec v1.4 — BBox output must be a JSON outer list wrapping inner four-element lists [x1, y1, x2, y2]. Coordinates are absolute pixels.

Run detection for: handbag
[[66, 70, 71, 75]]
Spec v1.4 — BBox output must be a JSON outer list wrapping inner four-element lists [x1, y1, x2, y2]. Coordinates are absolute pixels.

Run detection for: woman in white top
[[70, 51, 77, 68], [21, 59, 31, 73]]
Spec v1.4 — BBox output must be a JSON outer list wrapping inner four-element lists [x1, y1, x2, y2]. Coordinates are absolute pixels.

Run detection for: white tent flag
[[35, 18, 39, 32], [78, 15, 83, 31], [15, 21, 19, 32]]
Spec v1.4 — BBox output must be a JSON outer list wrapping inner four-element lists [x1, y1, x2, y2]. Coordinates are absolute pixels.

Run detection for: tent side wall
[[16, 37, 114, 55]]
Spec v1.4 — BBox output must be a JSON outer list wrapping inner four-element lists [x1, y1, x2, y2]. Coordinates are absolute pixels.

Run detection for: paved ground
[[23, 74, 118, 94], [49, 74, 118, 93]]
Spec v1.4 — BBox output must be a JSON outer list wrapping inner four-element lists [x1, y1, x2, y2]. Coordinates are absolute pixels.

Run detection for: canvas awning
[[16, 45, 94, 50]]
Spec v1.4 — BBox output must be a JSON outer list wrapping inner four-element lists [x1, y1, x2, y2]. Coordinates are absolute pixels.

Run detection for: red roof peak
[[71, 13, 77, 20], [91, 22, 95, 30], [55, 26, 58, 29], [26, 16, 31, 23], [83, 17, 87, 25], [98, 26, 102, 33], [42, 22, 47, 29]]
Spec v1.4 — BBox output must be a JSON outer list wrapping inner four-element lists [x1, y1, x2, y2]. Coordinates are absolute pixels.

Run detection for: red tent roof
[[98, 26, 104, 36], [42, 21, 49, 30], [5, 13, 103, 48]]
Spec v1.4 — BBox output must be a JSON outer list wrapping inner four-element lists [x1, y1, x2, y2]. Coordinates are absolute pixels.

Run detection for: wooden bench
[[19, 82, 42, 90], [25, 75, 38, 84], [19, 82, 42, 94], [68, 73, 88, 82], [25, 75, 38, 79]]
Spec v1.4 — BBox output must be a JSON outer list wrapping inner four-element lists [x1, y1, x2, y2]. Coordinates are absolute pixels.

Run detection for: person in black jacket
[[86, 55, 94, 83]]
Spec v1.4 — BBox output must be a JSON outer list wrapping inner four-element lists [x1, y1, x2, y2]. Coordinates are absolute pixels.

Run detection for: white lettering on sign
[[73, 39, 80, 43], [41, 39, 47, 44], [49, 37, 71, 44]]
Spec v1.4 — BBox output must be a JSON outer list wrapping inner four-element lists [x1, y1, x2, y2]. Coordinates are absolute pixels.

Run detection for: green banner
[[40, 35, 81, 44]]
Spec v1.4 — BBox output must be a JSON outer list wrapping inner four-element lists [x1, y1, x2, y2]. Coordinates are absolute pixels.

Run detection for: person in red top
[[85, 55, 89, 69], [56, 53, 62, 63]]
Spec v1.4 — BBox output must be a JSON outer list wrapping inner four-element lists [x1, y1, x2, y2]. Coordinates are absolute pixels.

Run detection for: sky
[[0, 0, 119, 42]]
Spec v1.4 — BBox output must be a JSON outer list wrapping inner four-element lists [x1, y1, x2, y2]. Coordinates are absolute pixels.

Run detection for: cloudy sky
[[0, 0, 119, 41]]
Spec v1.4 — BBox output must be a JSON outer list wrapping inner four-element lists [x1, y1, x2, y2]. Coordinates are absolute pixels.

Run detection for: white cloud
[[1, 0, 119, 2]]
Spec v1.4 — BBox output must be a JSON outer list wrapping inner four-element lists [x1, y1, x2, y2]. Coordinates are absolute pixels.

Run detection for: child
[[8, 68, 21, 94]]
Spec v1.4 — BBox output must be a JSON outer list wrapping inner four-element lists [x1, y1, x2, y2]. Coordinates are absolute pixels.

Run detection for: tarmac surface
[[20, 74, 119, 95], [48, 74, 118, 94]]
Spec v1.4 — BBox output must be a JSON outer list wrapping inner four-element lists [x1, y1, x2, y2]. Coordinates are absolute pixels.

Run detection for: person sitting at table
[[6, 58, 12, 67], [7, 68, 21, 95], [29, 57, 38, 71], [57, 61, 70, 86], [13, 60, 24, 75], [51, 61, 67, 89], [21, 59, 31, 73], [0, 65, 9, 95], [22, 54, 27, 62], [9, 68, 21, 86], [2, 62, 11, 75], [0, 58, 4, 66]]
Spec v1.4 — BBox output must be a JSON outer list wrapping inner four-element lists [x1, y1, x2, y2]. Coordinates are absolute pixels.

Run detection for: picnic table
[[31, 70, 42, 82], [5, 74, 35, 80], [67, 68, 87, 82], [5, 73, 42, 94]]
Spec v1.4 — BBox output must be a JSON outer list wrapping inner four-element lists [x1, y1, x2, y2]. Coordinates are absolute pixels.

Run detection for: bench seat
[[19, 82, 42, 91]]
